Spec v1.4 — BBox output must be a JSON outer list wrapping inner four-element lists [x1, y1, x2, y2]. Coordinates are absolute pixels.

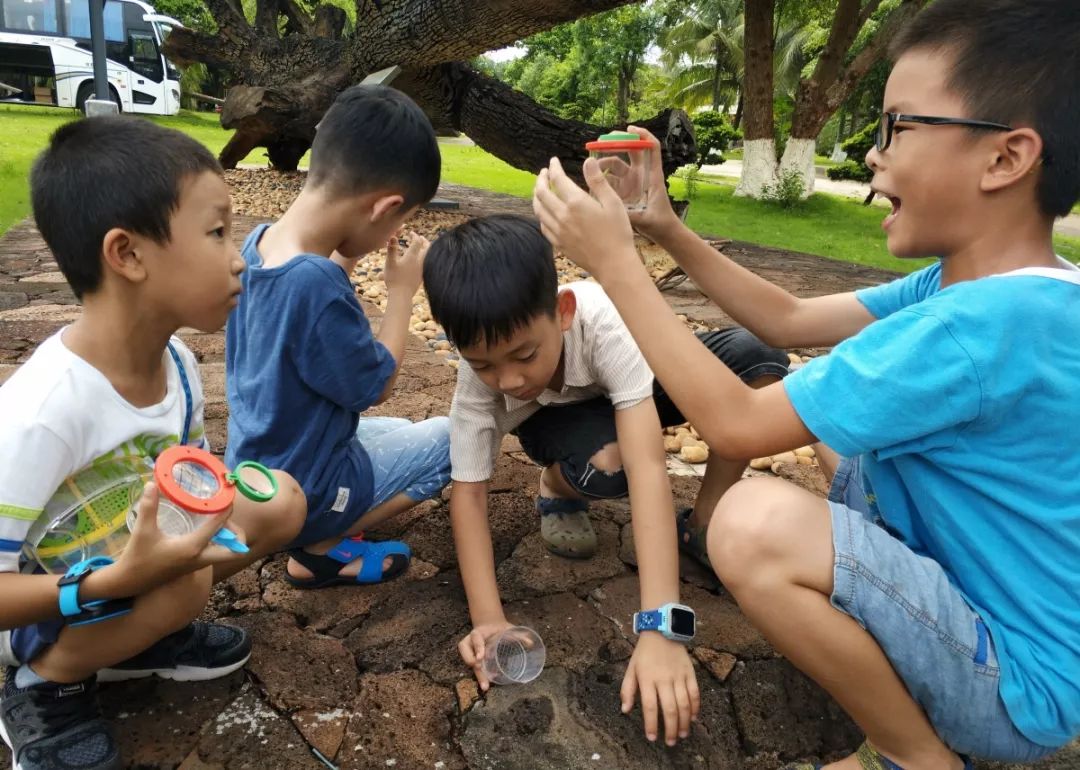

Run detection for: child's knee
[[237, 470, 306, 550], [707, 478, 787, 585], [555, 442, 628, 499], [266, 471, 306, 544], [588, 442, 622, 474]]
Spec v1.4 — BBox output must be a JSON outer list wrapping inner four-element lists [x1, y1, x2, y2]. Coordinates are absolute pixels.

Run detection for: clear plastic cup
[[126, 484, 198, 538], [586, 132, 653, 211], [481, 626, 546, 685]]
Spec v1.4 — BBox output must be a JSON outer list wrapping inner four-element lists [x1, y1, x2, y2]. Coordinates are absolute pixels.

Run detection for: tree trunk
[[710, 40, 723, 112], [733, 90, 743, 130], [735, 0, 776, 198], [779, 0, 928, 194], [165, 0, 650, 171], [397, 63, 695, 183], [616, 66, 631, 127]]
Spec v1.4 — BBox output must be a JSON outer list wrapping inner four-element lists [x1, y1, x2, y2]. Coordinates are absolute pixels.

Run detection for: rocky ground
[[0, 174, 1075, 769]]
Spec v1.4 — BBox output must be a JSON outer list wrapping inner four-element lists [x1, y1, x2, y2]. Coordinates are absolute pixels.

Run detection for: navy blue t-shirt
[[225, 224, 396, 535]]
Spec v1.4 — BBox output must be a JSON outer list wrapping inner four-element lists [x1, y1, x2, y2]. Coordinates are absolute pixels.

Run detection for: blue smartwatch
[[633, 602, 696, 643], [57, 557, 133, 627]]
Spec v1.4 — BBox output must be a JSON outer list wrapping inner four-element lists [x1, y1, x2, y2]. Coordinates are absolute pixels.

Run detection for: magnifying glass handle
[[211, 527, 249, 554]]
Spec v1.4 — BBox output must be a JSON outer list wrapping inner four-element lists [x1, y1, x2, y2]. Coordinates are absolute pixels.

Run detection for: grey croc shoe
[[537, 496, 597, 559]]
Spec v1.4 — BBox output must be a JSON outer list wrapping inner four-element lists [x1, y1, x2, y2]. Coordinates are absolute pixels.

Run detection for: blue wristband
[[57, 557, 132, 626]]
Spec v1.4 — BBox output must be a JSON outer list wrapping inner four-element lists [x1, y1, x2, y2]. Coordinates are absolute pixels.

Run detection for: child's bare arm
[[653, 224, 875, 348], [617, 125, 874, 349], [374, 232, 429, 403], [616, 399, 700, 746], [0, 483, 241, 631], [449, 480, 514, 690], [534, 158, 816, 459]]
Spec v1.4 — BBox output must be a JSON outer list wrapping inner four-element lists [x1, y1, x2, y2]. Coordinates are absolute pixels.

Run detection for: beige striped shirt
[[449, 281, 655, 482]]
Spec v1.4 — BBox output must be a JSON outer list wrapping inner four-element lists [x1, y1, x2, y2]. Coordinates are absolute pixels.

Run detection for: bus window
[[128, 30, 161, 80], [64, 0, 122, 40], [2, 0, 59, 33]]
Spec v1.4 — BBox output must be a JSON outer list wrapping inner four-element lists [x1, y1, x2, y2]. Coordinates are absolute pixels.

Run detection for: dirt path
[[0, 179, 1073, 770]]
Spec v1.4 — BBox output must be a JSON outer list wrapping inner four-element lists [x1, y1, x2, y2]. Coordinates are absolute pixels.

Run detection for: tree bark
[[397, 63, 695, 183], [164, 0, 652, 171], [616, 65, 631, 127], [710, 39, 723, 112], [734, 0, 776, 197]]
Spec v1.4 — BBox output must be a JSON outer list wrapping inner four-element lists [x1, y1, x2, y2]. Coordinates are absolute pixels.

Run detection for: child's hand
[[384, 230, 429, 295], [621, 632, 700, 746], [532, 156, 639, 285], [623, 125, 682, 242], [107, 482, 243, 597], [458, 619, 515, 692]]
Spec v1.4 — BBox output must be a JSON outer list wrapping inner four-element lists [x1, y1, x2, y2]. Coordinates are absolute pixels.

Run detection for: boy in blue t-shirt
[[226, 85, 451, 588], [532, 0, 1079, 766]]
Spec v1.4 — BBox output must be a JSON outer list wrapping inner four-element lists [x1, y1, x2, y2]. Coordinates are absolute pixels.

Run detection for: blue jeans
[[287, 415, 451, 548], [356, 416, 451, 507], [828, 456, 1056, 762]]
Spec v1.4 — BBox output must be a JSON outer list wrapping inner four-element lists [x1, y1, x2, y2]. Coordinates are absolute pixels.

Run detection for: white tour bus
[[0, 0, 182, 115]]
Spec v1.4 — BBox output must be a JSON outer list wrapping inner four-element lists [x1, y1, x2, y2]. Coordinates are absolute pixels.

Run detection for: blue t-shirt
[[785, 262, 1080, 747], [225, 224, 396, 524]]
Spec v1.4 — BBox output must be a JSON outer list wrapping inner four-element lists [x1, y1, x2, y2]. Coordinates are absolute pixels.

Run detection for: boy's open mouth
[[874, 189, 902, 230]]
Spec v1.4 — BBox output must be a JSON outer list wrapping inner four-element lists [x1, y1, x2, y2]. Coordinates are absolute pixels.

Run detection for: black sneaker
[[96, 621, 251, 683], [0, 668, 120, 770]]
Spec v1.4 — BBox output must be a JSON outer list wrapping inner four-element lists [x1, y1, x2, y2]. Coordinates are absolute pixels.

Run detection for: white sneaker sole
[[0, 716, 22, 770], [96, 652, 250, 683]]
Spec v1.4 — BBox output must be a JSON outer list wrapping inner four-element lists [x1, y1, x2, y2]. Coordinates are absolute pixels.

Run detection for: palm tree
[[659, 0, 743, 114], [658, 0, 812, 126]]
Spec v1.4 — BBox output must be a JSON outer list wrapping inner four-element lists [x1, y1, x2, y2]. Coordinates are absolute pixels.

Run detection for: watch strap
[[57, 557, 115, 618], [633, 608, 664, 633]]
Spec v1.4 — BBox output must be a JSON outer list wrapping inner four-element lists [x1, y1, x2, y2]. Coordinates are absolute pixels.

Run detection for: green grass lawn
[[436, 143, 536, 198], [2, 103, 1078, 269]]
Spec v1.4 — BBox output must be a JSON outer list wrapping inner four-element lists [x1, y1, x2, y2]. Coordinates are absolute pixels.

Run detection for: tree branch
[[825, 0, 928, 113], [857, 0, 886, 28], [350, 0, 640, 72], [254, 0, 281, 36]]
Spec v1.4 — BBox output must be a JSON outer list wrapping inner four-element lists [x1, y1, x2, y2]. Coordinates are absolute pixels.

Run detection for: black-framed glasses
[[876, 112, 1013, 152]]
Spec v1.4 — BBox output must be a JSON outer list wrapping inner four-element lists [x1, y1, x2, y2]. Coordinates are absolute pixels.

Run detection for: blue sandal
[[284, 536, 411, 589]]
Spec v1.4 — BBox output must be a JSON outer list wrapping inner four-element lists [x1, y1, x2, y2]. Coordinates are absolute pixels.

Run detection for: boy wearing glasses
[[531, 0, 1080, 767]]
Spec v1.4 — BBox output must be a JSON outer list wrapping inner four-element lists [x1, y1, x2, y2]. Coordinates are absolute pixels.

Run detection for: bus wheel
[[76, 83, 122, 115]]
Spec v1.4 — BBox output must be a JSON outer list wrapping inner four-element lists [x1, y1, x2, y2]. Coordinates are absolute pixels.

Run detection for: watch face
[[670, 607, 695, 637]]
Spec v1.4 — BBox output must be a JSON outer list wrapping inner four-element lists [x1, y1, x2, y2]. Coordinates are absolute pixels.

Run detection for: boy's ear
[[556, 288, 577, 332], [981, 128, 1045, 195], [101, 228, 148, 284], [370, 193, 405, 223]]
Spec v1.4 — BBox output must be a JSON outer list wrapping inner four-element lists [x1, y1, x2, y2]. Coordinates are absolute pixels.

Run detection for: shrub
[[840, 120, 878, 158], [827, 159, 873, 182], [760, 169, 806, 209], [675, 164, 700, 202], [691, 111, 740, 167]]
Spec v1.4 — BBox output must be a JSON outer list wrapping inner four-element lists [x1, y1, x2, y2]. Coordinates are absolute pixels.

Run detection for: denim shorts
[[287, 416, 452, 549], [828, 456, 1056, 762], [513, 328, 789, 499]]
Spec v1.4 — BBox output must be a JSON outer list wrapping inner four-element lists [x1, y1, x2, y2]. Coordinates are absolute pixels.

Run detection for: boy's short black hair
[[424, 215, 557, 349], [30, 116, 221, 300], [309, 84, 440, 209], [891, 0, 1079, 218]]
